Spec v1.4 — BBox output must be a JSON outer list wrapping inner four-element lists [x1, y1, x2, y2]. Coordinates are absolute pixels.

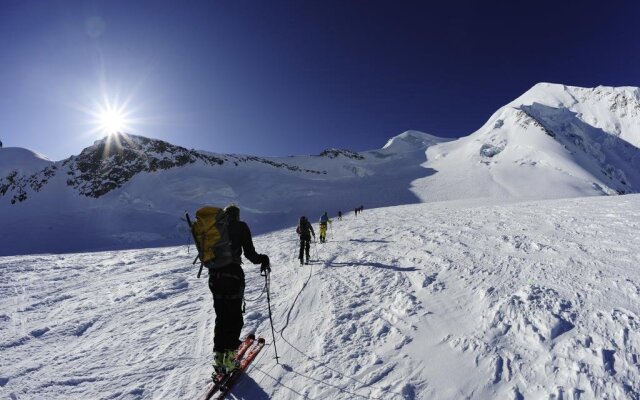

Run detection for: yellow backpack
[[186, 206, 233, 277]]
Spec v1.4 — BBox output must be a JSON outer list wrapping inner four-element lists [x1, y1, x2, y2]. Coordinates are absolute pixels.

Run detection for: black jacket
[[228, 220, 263, 266], [296, 220, 315, 240]]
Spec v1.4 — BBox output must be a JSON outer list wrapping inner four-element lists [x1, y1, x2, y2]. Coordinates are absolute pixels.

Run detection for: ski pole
[[262, 269, 280, 363], [293, 237, 300, 263], [185, 213, 205, 278]]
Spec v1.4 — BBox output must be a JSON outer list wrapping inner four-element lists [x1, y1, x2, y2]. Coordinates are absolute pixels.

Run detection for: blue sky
[[1, 1, 639, 160]]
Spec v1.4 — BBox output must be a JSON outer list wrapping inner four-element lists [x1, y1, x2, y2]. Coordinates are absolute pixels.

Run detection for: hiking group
[[187, 204, 363, 387], [296, 211, 332, 265], [295, 207, 364, 264]]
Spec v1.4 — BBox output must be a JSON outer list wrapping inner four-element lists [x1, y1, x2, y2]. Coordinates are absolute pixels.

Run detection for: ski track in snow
[[1, 195, 640, 399]]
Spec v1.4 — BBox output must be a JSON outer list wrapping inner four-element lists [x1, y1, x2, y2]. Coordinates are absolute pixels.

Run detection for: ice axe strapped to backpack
[[186, 206, 233, 278]]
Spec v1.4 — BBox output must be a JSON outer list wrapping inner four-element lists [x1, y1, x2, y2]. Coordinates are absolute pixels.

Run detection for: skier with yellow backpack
[[186, 205, 270, 376]]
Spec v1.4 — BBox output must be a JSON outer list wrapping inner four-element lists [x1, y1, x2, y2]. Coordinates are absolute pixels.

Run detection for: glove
[[260, 254, 270, 274]]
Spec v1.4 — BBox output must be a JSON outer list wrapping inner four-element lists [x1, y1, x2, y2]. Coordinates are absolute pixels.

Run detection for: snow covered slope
[[0, 147, 52, 178], [1, 194, 639, 399], [412, 84, 640, 202]]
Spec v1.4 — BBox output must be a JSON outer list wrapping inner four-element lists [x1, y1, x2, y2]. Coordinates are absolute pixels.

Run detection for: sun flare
[[81, 86, 150, 146], [88, 100, 137, 160], [86, 94, 135, 138], [98, 109, 127, 135]]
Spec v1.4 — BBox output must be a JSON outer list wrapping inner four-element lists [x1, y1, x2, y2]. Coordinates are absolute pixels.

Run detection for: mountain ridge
[[1, 83, 639, 255]]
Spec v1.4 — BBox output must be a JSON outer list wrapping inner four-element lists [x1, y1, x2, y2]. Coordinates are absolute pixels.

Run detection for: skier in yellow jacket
[[318, 211, 332, 243]]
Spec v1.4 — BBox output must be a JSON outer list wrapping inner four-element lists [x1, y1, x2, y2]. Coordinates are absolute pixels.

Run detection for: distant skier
[[354, 207, 358, 217], [210, 205, 270, 374], [296, 216, 315, 265], [318, 211, 332, 243], [337, 211, 342, 220], [0, 140, 3, 148]]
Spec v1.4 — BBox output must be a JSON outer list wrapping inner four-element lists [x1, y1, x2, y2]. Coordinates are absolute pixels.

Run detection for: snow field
[[1, 194, 639, 399], [239, 196, 640, 399]]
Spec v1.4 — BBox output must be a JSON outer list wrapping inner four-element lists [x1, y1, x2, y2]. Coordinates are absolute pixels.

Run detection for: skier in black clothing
[[209, 205, 270, 374], [296, 216, 315, 265], [337, 210, 342, 220]]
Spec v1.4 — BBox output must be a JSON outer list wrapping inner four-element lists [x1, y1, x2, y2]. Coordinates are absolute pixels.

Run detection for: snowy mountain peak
[[0, 146, 51, 161], [512, 82, 640, 110], [382, 130, 448, 153], [0, 147, 52, 177], [505, 83, 640, 148], [63, 133, 225, 198]]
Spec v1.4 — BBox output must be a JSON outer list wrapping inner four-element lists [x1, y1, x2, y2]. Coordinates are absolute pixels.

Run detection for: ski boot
[[213, 351, 226, 375], [223, 349, 239, 373]]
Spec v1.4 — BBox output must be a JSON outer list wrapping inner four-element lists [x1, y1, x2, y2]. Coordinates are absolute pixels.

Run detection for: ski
[[197, 333, 255, 400], [212, 337, 266, 400]]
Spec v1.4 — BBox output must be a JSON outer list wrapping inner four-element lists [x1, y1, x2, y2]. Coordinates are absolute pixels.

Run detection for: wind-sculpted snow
[[1, 195, 639, 399]]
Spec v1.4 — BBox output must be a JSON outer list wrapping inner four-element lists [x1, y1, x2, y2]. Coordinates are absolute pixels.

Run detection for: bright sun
[[98, 109, 127, 135], [89, 100, 133, 137], [84, 89, 140, 140], [86, 98, 137, 159]]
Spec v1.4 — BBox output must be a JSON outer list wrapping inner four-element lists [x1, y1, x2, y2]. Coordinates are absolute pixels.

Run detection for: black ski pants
[[208, 264, 245, 352], [299, 235, 311, 261]]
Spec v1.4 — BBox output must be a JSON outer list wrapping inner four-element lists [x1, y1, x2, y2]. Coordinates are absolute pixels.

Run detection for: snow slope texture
[[1, 194, 639, 399]]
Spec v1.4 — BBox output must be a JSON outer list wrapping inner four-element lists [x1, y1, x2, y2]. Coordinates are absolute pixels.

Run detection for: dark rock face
[[229, 154, 326, 174], [0, 166, 57, 204], [319, 148, 365, 160], [62, 134, 225, 198]]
